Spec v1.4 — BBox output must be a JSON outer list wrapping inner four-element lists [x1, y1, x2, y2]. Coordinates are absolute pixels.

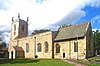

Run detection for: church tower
[[11, 13, 28, 40]]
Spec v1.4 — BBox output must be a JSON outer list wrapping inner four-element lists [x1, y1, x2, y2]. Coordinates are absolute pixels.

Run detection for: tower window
[[14, 24, 16, 35], [22, 25, 24, 31], [14, 24, 16, 31]]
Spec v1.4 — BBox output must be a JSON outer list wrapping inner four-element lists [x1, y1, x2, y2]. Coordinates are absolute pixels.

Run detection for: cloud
[[92, 15, 100, 23], [48, 0, 100, 28], [91, 15, 100, 29], [53, 9, 86, 26], [0, 25, 10, 44], [92, 28, 100, 32], [0, 25, 10, 33], [0, 0, 11, 10], [89, 0, 100, 7]]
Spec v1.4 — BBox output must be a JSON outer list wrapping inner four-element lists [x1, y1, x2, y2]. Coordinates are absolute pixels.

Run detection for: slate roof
[[13, 46, 23, 51], [54, 22, 90, 41]]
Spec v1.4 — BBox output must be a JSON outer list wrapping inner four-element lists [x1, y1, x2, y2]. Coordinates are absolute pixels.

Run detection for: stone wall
[[35, 31, 53, 58], [86, 23, 94, 58], [9, 31, 53, 59], [11, 22, 19, 40], [9, 36, 35, 58], [54, 37, 87, 59], [18, 36, 34, 58]]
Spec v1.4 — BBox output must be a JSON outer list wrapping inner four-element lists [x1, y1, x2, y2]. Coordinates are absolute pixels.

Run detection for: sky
[[0, 0, 100, 45]]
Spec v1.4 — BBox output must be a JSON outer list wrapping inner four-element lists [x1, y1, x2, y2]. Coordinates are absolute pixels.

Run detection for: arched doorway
[[11, 51, 13, 59]]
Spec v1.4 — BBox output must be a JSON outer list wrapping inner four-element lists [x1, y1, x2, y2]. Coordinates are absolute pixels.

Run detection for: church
[[8, 14, 94, 59]]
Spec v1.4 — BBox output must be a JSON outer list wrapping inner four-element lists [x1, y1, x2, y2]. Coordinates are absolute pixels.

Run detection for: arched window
[[74, 41, 78, 52], [26, 43, 29, 53], [56, 44, 60, 53], [44, 41, 48, 53], [37, 43, 41, 52]]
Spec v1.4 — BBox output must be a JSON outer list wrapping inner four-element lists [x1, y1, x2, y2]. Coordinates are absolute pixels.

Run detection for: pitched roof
[[13, 46, 23, 51], [54, 22, 90, 41]]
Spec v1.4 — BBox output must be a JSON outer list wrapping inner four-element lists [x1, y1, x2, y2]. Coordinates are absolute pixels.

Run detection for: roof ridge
[[62, 22, 90, 29]]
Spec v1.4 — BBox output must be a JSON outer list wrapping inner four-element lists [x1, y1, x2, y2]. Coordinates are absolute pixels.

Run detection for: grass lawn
[[0, 59, 73, 66]]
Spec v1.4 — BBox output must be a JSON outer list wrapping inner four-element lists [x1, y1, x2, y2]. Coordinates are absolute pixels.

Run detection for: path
[[63, 59, 87, 66]]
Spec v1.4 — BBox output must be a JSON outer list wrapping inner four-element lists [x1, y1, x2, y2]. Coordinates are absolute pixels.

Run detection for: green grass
[[0, 59, 73, 66]]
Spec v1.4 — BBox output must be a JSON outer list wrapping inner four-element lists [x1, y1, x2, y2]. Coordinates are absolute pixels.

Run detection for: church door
[[63, 53, 65, 58]]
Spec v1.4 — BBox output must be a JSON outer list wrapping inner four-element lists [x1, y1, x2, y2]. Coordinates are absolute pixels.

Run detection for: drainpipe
[[69, 41, 71, 59], [34, 37, 36, 57], [77, 36, 78, 60]]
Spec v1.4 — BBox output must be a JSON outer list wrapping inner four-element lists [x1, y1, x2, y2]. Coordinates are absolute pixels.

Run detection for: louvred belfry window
[[14, 24, 16, 35]]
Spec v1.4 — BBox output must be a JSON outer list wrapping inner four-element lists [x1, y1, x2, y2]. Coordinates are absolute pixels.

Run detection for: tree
[[31, 29, 50, 35], [0, 34, 7, 58], [93, 29, 100, 55], [0, 34, 5, 45]]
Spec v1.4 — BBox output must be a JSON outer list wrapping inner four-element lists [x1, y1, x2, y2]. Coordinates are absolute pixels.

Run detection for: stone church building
[[8, 14, 94, 59]]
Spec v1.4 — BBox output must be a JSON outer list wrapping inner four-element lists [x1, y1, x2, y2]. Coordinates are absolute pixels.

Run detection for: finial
[[18, 13, 20, 19], [27, 17, 29, 22], [12, 17, 14, 21]]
